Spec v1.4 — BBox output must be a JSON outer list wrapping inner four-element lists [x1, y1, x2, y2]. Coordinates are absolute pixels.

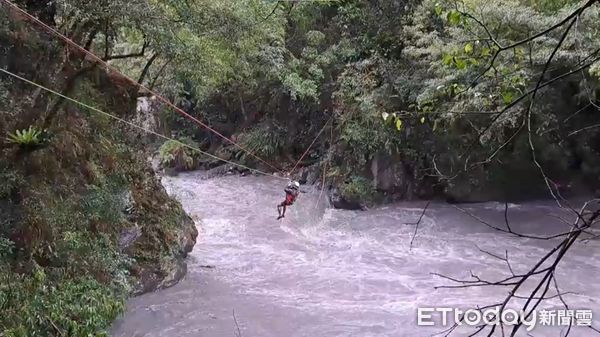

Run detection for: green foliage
[[282, 72, 319, 100], [1, 188, 130, 336], [446, 10, 462, 25], [0, 237, 15, 258], [238, 124, 286, 159], [82, 178, 127, 225], [0, 173, 134, 335], [6, 126, 44, 149], [103, 0, 286, 101], [339, 176, 375, 204], [332, 59, 406, 176], [306, 30, 326, 47], [520, 0, 581, 12], [0, 167, 23, 200], [55, 231, 132, 291], [158, 138, 200, 171], [590, 61, 600, 79], [0, 6, 201, 336], [0, 269, 126, 337]]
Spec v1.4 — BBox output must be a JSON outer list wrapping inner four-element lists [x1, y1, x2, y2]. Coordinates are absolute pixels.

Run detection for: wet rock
[[179, 216, 198, 258], [370, 153, 411, 198], [150, 156, 161, 173], [118, 226, 142, 251], [199, 265, 216, 269], [133, 96, 161, 144], [202, 164, 250, 179], [444, 183, 496, 203], [131, 258, 187, 296], [131, 215, 197, 295], [163, 167, 179, 177], [125, 167, 199, 296], [119, 190, 135, 215], [328, 187, 362, 210], [200, 158, 225, 170], [298, 164, 321, 185]]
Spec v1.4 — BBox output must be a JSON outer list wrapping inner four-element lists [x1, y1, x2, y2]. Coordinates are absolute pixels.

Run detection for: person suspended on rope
[[277, 180, 300, 220]]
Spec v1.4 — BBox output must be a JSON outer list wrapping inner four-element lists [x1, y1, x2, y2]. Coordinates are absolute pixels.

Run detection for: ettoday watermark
[[417, 307, 593, 331]]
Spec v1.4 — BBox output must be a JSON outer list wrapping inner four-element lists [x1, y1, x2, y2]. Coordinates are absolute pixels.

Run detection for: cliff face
[[0, 11, 197, 336]]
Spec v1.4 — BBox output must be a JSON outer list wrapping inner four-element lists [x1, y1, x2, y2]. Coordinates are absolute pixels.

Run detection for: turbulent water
[[112, 172, 600, 337]]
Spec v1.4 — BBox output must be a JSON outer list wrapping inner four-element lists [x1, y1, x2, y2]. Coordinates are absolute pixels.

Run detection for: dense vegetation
[[1, 0, 599, 335], [0, 4, 197, 336], [35, 0, 595, 204]]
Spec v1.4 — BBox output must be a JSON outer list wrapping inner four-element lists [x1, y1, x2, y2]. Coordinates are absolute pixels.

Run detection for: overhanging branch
[[103, 40, 150, 61]]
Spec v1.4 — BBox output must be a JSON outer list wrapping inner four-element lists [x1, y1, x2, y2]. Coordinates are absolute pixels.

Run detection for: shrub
[[5, 126, 45, 150], [158, 137, 200, 171], [0, 237, 15, 258], [0, 202, 131, 337], [339, 176, 375, 204], [0, 268, 126, 337], [238, 124, 285, 160], [0, 167, 23, 199], [82, 179, 127, 226]]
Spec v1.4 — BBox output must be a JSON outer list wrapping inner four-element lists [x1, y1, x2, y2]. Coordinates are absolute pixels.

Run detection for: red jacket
[[284, 187, 299, 204]]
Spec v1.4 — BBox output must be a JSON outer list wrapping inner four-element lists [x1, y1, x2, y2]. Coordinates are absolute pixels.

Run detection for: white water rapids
[[112, 172, 600, 337]]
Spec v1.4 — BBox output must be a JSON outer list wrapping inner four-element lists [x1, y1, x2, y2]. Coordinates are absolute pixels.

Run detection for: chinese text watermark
[[417, 307, 593, 331]]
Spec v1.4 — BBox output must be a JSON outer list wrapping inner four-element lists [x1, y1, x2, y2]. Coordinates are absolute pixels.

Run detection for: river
[[111, 172, 600, 337]]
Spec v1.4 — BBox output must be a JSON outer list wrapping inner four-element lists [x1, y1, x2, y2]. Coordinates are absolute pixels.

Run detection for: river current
[[112, 172, 600, 337]]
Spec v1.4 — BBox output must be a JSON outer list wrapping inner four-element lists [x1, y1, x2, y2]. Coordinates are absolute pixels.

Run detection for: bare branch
[[103, 40, 149, 61], [453, 205, 574, 240], [262, 1, 281, 22], [439, 205, 600, 336], [568, 123, 600, 137], [456, 0, 599, 92], [137, 52, 159, 85], [525, 14, 579, 207], [405, 201, 431, 249], [233, 309, 242, 337]]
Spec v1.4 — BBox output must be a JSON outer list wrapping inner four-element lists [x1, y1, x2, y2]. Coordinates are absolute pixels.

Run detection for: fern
[[158, 138, 199, 171], [238, 124, 285, 160], [6, 126, 43, 149]]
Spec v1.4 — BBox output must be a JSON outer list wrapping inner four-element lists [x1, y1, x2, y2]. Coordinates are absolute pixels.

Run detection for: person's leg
[[281, 204, 287, 217]]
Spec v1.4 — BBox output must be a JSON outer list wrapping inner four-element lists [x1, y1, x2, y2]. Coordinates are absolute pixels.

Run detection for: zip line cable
[[289, 116, 332, 174], [0, 0, 282, 173], [1, 0, 332, 182], [1, 0, 501, 177], [0, 68, 288, 180]]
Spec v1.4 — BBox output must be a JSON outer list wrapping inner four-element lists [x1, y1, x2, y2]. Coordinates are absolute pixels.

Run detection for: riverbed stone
[[328, 186, 363, 210]]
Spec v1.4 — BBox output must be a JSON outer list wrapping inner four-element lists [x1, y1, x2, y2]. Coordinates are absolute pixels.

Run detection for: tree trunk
[[137, 52, 159, 85], [148, 58, 172, 90], [43, 65, 95, 128]]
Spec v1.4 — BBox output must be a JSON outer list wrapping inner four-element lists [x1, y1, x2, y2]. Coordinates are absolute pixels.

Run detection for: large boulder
[[298, 164, 322, 185], [133, 96, 162, 144], [130, 213, 198, 296], [369, 153, 413, 198], [327, 186, 363, 210]]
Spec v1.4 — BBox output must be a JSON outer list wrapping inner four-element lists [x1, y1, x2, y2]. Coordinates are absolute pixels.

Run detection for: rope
[[288, 116, 332, 174], [0, 0, 282, 173], [313, 124, 333, 210], [0, 68, 287, 180]]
